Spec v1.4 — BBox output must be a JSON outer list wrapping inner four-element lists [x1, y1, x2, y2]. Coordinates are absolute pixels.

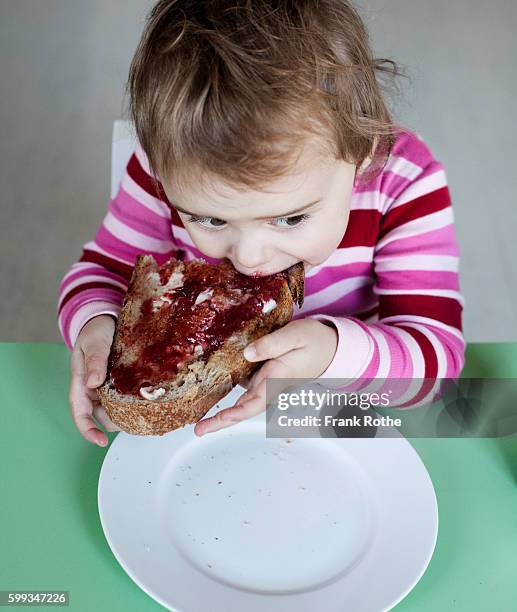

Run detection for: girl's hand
[[69, 315, 121, 447], [194, 319, 338, 436]]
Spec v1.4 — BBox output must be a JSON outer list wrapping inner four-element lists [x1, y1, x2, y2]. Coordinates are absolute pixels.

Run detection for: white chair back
[[110, 120, 137, 198]]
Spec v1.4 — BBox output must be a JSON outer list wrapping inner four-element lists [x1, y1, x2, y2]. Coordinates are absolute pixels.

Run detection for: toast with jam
[[97, 254, 305, 435]]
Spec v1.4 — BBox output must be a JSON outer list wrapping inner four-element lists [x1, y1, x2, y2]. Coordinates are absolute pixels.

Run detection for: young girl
[[58, 0, 465, 447]]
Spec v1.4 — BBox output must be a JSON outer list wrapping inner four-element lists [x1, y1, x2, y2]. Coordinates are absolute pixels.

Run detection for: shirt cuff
[[68, 301, 122, 350], [306, 314, 374, 380]]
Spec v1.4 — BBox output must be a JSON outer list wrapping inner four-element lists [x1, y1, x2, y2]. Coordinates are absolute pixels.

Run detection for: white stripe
[[60, 262, 102, 284], [375, 254, 459, 273], [103, 211, 174, 253], [300, 276, 373, 313], [384, 154, 424, 181], [367, 326, 391, 378], [375, 207, 453, 251], [58, 274, 127, 309], [388, 169, 448, 209], [120, 174, 171, 219], [350, 190, 382, 211], [378, 314, 464, 340]]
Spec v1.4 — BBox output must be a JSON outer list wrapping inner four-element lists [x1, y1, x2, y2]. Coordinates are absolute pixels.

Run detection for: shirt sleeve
[[307, 147, 465, 408], [57, 143, 179, 351]]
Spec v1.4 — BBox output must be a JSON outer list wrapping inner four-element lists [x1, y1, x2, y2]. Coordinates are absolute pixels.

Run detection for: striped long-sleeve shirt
[[57, 128, 465, 403]]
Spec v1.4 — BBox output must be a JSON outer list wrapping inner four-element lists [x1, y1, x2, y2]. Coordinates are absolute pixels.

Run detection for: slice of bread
[[97, 254, 305, 435]]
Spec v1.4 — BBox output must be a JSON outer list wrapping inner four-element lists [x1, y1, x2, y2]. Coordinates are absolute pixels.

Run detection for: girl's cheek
[[190, 229, 230, 259]]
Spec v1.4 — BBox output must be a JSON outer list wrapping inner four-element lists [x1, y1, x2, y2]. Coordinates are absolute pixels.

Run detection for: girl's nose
[[229, 239, 271, 272]]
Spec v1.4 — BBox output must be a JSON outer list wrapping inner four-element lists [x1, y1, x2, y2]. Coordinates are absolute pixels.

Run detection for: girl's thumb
[[87, 372, 101, 387], [84, 347, 109, 388]]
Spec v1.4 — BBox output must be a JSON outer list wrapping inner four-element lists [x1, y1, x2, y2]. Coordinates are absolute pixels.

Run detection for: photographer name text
[[277, 414, 401, 428]]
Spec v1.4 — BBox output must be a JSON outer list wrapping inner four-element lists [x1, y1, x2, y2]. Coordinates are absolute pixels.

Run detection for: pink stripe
[[59, 266, 128, 295], [373, 323, 415, 378], [59, 315, 72, 351], [357, 325, 380, 379], [376, 224, 460, 257], [354, 160, 442, 202], [60, 288, 124, 347], [302, 285, 375, 318], [95, 226, 175, 264], [376, 270, 460, 291], [305, 262, 374, 294], [391, 130, 433, 167], [110, 188, 173, 238]]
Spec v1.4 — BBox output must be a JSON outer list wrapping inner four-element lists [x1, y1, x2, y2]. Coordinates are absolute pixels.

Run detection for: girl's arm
[[308, 142, 465, 407], [57, 143, 178, 351]]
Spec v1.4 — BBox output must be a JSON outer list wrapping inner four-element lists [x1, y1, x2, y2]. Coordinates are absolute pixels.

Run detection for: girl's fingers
[[239, 376, 252, 390], [92, 404, 121, 433], [239, 363, 264, 390], [194, 379, 268, 436], [243, 320, 305, 363], [246, 356, 291, 393], [224, 379, 268, 422], [83, 349, 109, 388], [193, 409, 243, 436], [70, 346, 109, 446]]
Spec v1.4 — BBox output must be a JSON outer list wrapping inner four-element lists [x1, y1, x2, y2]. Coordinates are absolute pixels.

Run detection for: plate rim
[[98, 403, 438, 612]]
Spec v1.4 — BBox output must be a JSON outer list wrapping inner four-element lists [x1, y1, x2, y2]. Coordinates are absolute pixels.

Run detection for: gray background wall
[[1, 0, 515, 344]]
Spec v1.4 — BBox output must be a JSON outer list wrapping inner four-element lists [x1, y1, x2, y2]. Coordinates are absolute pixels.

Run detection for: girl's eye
[[272, 214, 310, 228], [186, 216, 227, 229], [185, 213, 310, 230]]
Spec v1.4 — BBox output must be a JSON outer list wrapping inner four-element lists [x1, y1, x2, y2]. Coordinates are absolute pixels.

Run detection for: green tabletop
[[1, 342, 516, 611]]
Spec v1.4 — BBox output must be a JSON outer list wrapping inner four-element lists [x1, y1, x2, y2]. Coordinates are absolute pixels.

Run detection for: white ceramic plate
[[98, 385, 438, 612]]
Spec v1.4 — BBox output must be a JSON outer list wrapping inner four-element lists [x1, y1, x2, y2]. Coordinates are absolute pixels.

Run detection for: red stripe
[[394, 325, 439, 408], [127, 154, 184, 228], [379, 294, 462, 331], [127, 154, 172, 206], [170, 208, 185, 228], [79, 249, 135, 281], [379, 186, 451, 239], [396, 325, 438, 378], [338, 210, 381, 248], [397, 377, 439, 409], [58, 281, 125, 315]]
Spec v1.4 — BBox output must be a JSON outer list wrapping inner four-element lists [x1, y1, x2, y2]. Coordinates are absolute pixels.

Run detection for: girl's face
[[161, 143, 357, 276]]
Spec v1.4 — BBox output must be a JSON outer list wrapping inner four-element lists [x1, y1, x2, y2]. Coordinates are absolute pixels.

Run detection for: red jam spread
[[108, 259, 289, 396]]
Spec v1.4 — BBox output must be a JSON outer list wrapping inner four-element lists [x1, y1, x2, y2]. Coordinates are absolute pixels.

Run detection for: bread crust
[[97, 256, 305, 435]]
